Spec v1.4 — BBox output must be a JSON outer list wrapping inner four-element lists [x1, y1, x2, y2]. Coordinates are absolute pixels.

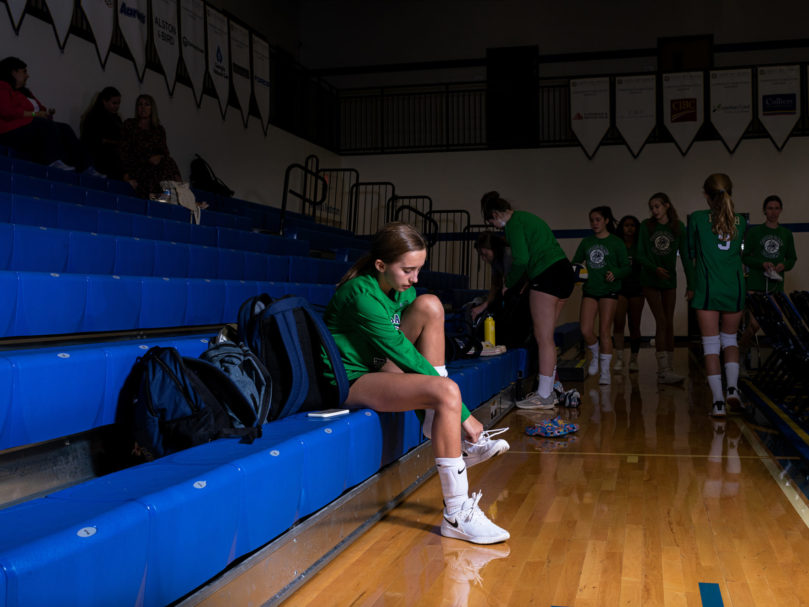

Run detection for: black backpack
[[238, 294, 349, 420], [117, 346, 265, 462], [444, 310, 483, 362], [190, 154, 234, 198]]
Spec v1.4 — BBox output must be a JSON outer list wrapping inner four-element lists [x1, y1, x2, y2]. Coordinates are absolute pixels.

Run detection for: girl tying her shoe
[[323, 222, 509, 544]]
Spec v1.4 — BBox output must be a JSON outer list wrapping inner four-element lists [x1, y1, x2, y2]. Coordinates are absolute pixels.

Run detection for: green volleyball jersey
[[504, 210, 567, 289], [322, 274, 471, 420], [742, 224, 796, 292], [687, 210, 746, 312], [571, 233, 630, 297], [636, 219, 693, 290]]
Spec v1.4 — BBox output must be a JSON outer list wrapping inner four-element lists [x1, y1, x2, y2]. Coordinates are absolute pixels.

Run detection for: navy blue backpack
[[118, 346, 267, 461], [238, 294, 349, 421]]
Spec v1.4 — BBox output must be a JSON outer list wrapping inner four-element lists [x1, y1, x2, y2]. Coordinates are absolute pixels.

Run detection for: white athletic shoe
[[726, 386, 742, 410], [711, 401, 727, 418], [462, 428, 510, 467], [613, 357, 624, 372], [441, 491, 510, 544], [49, 159, 75, 171], [628, 353, 639, 372], [516, 391, 557, 410]]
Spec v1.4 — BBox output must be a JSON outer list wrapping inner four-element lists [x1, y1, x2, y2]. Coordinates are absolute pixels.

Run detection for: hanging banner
[[252, 34, 270, 132], [615, 74, 656, 157], [43, 0, 73, 49], [118, 0, 149, 80], [229, 20, 251, 126], [757, 65, 800, 150], [180, 0, 206, 106], [662, 71, 703, 155], [80, 0, 115, 67], [709, 69, 752, 153], [569, 77, 610, 159], [4, 0, 27, 32], [206, 5, 230, 118], [152, 0, 179, 94]]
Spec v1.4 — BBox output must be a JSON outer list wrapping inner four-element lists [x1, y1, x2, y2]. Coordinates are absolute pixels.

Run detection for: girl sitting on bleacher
[[323, 222, 510, 545], [0, 56, 91, 172]]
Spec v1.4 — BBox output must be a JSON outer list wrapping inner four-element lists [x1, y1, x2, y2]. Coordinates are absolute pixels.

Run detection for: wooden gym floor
[[282, 348, 809, 607]]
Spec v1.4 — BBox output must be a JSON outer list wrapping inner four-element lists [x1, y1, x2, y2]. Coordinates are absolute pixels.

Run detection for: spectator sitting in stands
[[121, 94, 182, 198], [81, 86, 124, 180], [0, 56, 94, 172]]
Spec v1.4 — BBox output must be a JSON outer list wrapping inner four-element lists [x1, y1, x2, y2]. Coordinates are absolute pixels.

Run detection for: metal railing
[[348, 182, 396, 235]]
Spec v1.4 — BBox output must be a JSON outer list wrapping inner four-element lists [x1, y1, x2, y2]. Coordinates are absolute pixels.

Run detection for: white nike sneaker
[[463, 428, 510, 467], [441, 491, 510, 544]]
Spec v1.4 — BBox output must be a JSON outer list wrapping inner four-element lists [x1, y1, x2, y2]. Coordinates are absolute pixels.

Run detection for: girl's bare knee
[[413, 294, 444, 320], [434, 378, 462, 415]]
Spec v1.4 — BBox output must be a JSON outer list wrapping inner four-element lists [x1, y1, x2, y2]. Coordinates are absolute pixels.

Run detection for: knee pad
[[720, 332, 738, 350], [702, 335, 721, 357]]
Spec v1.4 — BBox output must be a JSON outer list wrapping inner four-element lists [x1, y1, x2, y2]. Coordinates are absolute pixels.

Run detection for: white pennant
[[757, 65, 801, 150], [80, 0, 115, 66], [152, 0, 179, 94], [569, 77, 610, 158], [206, 5, 230, 117], [118, 0, 149, 80], [43, 0, 73, 48], [615, 75, 656, 157], [5, 0, 27, 30], [662, 71, 704, 155], [229, 20, 251, 126], [709, 69, 752, 153], [179, 0, 205, 105], [252, 34, 270, 131]]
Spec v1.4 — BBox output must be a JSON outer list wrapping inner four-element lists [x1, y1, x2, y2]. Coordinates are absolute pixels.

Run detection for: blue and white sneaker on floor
[[441, 491, 510, 544], [463, 428, 510, 467]]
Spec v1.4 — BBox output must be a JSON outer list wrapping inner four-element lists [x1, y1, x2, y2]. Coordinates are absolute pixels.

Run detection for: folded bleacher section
[[0, 150, 526, 607]]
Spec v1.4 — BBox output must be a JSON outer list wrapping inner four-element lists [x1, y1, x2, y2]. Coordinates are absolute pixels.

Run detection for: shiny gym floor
[[284, 348, 809, 606]]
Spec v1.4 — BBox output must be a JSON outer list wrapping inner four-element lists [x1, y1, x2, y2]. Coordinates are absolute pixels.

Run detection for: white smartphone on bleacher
[[307, 408, 350, 418]]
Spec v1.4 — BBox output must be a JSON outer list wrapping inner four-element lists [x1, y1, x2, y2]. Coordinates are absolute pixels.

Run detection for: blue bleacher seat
[[13, 272, 87, 336], [223, 280, 261, 321], [139, 277, 188, 328], [96, 209, 133, 237], [84, 190, 117, 210], [0, 223, 11, 268], [187, 245, 219, 279], [186, 279, 226, 326], [45, 166, 79, 185], [9, 159, 46, 180], [0, 272, 17, 335], [106, 179, 135, 196], [153, 241, 191, 278], [0, 498, 150, 607], [66, 231, 116, 274], [10, 224, 68, 273], [147, 200, 189, 222], [57, 202, 99, 232], [162, 219, 192, 243], [49, 181, 86, 204], [266, 254, 289, 281], [10, 195, 59, 228], [115, 196, 146, 215], [0, 192, 11, 222], [130, 214, 165, 241], [217, 248, 245, 280], [189, 224, 218, 247], [78, 172, 108, 191], [83, 275, 142, 333], [114, 237, 155, 276]]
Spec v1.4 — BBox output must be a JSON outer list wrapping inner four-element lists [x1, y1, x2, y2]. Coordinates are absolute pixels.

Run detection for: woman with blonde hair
[[323, 222, 509, 544], [688, 174, 747, 417]]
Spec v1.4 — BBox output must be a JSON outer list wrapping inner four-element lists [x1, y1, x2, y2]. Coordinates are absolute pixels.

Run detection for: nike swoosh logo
[[462, 451, 469, 457], [444, 516, 459, 528], [457, 467, 466, 475]]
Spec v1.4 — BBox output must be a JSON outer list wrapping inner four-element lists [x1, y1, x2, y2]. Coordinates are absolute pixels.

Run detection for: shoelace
[[460, 490, 484, 523], [473, 427, 509, 445]]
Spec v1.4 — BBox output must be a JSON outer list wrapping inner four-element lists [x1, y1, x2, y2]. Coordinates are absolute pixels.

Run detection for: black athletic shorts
[[529, 258, 576, 300], [583, 292, 619, 301]]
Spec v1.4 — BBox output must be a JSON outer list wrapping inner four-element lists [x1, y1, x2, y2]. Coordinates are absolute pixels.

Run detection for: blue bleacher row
[[0, 326, 526, 606]]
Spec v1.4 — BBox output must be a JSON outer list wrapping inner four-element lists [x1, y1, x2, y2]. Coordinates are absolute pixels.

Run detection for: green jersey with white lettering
[[571, 233, 630, 297], [742, 224, 796, 292], [687, 210, 746, 312]]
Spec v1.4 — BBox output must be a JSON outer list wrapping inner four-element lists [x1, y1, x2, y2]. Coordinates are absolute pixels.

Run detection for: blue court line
[[699, 582, 724, 607]]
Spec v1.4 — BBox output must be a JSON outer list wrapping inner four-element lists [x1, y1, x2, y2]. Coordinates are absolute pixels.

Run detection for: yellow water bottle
[[484, 314, 496, 346]]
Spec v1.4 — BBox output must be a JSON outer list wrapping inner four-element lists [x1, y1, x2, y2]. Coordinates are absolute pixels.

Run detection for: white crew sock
[[724, 362, 739, 390], [436, 456, 469, 513], [434, 365, 448, 377], [707, 374, 724, 403], [538, 374, 554, 398]]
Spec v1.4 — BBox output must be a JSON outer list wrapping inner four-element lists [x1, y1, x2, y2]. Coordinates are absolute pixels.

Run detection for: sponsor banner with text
[[44, 0, 74, 48], [615, 74, 656, 157], [757, 65, 800, 150], [152, 0, 179, 93], [252, 34, 270, 131], [118, 0, 149, 79], [180, 0, 206, 105], [81, 0, 115, 66], [570, 77, 610, 158], [206, 5, 230, 117], [4, 0, 27, 30], [709, 69, 752, 152], [662, 71, 703, 154], [229, 20, 251, 126]]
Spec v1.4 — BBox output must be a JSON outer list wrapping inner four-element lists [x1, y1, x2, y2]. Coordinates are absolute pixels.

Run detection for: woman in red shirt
[[0, 56, 89, 171]]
